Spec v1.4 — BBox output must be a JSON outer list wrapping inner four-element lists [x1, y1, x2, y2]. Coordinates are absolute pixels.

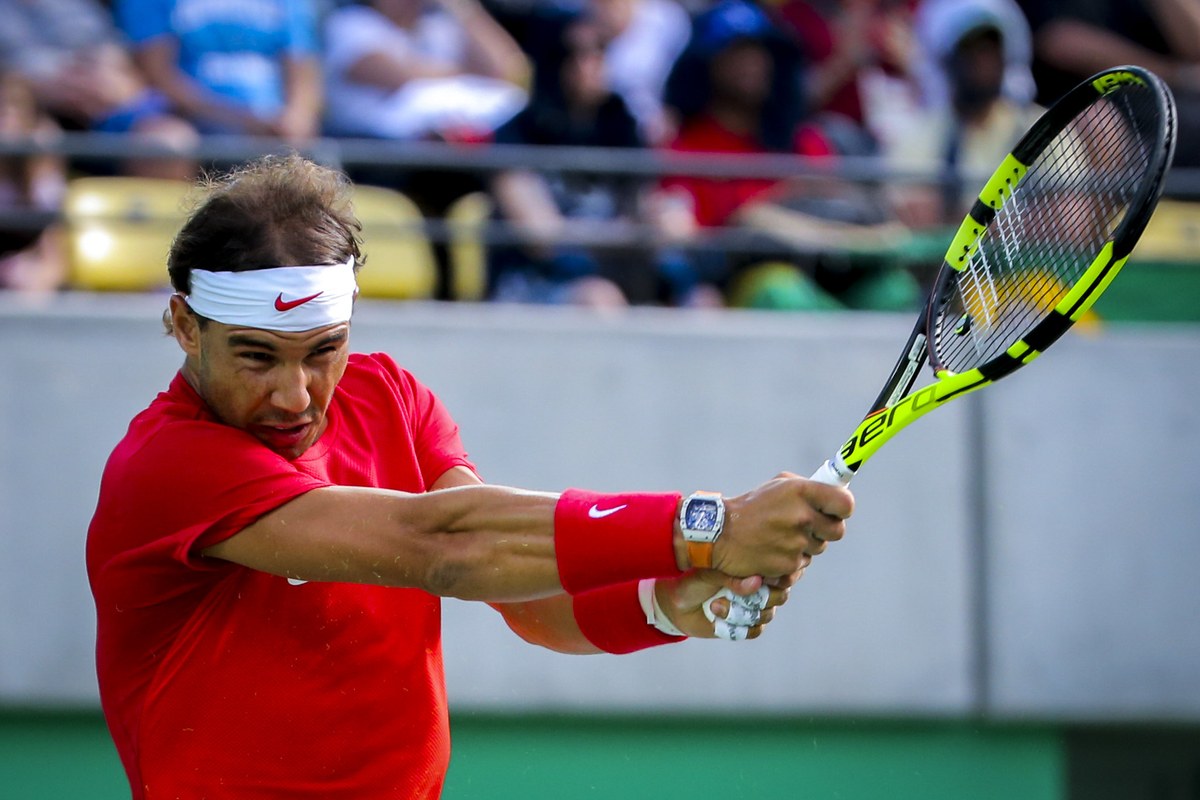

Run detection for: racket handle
[[810, 458, 854, 487]]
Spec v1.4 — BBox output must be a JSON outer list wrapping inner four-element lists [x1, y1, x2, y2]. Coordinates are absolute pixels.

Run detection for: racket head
[[822, 66, 1176, 484], [927, 66, 1177, 381]]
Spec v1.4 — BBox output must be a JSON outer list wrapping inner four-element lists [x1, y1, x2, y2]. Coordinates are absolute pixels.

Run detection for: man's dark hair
[[167, 154, 364, 295]]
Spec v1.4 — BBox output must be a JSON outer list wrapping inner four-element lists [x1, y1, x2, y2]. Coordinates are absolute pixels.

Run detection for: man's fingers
[[704, 585, 769, 623], [799, 478, 855, 520], [712, 618, 749, 641], [723, 601, 762, 627], [764, 583, 790, 609], [813, 520, 845, 542], [726, 574, 764, 595], [765, 564, 807, 590]]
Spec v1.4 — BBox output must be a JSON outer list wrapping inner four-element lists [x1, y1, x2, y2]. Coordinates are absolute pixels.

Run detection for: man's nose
[[271, 365, 311, 414]]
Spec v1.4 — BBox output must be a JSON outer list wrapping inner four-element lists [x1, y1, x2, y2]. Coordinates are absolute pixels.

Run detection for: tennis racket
[[809, 65, 1177, 487]]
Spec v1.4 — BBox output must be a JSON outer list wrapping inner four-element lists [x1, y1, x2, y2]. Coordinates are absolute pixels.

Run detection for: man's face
[[711, 40, 772, 108], [561, 22, 610, 109], [172, 299, 351, 459], [951, 28, 1005, 111]]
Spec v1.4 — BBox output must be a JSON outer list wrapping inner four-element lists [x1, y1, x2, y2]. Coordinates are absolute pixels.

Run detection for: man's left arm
[[429, 467, 596, 652]]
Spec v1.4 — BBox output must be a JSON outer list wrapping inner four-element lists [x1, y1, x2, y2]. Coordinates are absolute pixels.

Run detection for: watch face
[[685, 498, 720, 531]]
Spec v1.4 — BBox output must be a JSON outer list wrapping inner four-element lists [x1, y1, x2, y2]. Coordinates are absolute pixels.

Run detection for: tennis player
[[86, 154, 854, 798]]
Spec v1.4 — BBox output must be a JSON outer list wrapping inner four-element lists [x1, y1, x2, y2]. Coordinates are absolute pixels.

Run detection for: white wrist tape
[[712, 619, 749, 641], [723, 600, 763, 627], [637, 579, 686, 637], [704, 586, 769, 641]]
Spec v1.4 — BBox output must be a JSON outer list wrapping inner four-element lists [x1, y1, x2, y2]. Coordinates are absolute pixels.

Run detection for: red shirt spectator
[[663, 114, 835, 228]]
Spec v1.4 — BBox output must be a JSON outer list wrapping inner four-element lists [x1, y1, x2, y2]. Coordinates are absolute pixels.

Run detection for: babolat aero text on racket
[[811, 65, 1177, 486]]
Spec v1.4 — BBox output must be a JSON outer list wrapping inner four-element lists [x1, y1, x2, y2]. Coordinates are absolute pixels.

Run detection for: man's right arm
[[200, 476, 852, 603]]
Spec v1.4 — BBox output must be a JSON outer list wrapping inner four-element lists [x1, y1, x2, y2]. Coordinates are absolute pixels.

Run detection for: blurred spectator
[[0, 72, 67, 293], [516, 0, 690, 146], [0, 0, 198, 179], [910, 0, 1034, 110], [1015, 0, 1200, 166], [659, 0, 815, 223], [772, 0, 920, 155], [585, 0, 692, 145], [323, 0, 531, 142], [887, 0, 1041, 228], [115, 0, 323, 143], [655, 0, 917, 311], [489, 16, 705, 306]]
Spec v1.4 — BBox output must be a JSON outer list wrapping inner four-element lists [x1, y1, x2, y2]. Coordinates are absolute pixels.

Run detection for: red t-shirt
[[86, 352, 475, 799], [661, 114, 836, 228]]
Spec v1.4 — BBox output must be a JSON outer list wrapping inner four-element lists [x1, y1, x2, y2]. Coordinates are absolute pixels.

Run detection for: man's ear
[[168, 294, 202, 357]]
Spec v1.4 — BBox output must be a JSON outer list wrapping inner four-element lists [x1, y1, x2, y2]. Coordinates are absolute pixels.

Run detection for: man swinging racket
[[86, 154, 854, 798]]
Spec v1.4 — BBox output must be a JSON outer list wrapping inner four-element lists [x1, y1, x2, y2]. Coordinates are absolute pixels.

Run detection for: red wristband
[[555, 488, 683, 595], [573, 581, 686, 654]]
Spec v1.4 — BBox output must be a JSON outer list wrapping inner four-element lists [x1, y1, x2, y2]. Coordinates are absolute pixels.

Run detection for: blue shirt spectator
[[116, 0, 322, 139]]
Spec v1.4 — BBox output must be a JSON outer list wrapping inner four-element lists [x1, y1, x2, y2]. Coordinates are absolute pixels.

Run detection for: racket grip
[[810, 458, 853, 487]]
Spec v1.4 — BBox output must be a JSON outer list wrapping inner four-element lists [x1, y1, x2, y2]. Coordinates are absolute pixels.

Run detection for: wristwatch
[[679, 491, 724, 569]]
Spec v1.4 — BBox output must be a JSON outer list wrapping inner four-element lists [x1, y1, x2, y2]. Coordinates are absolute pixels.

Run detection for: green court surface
[[0, 709, 1063, 800], [1090, 261, 1200, 323]]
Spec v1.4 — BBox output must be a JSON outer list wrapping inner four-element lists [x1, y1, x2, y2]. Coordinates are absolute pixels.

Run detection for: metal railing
[[3, 130, 1199, 268]]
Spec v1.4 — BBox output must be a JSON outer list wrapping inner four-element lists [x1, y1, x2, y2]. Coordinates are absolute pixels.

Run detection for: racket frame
[[813, 66, 1176, 486]]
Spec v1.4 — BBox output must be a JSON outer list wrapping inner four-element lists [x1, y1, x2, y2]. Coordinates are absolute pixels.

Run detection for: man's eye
[[240, 352, 272, 363]]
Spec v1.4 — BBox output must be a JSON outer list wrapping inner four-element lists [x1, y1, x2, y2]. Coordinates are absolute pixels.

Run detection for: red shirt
[[662, 114, 835, 228], [87, 352, 475, 799]]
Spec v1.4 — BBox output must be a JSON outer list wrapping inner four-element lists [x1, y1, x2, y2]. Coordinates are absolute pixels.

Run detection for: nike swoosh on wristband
[[274, 291, 323, 312], [587, 503, 628, 519]]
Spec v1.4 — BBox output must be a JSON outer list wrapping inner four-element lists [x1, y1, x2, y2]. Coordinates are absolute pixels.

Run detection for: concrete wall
[[2, 294, 1198, 722]]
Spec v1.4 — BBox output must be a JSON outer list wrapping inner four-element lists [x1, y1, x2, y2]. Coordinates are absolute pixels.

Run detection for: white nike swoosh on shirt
[[588, 503, 628, 519], [287, 578, 309, 586]]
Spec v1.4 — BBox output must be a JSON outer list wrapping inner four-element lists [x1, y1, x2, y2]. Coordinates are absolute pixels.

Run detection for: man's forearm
[[201, 483, 684, 602], [202, 475, 848, 602]]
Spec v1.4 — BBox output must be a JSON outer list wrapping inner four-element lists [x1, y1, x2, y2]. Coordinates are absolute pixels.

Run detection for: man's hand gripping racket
[[711, 66, 1178, 635]]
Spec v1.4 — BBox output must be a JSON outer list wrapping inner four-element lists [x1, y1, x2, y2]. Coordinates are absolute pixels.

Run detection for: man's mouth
[[253, 421, 313, 451]]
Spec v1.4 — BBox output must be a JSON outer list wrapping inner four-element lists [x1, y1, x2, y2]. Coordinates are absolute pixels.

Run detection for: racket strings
[[932, 83, 1161, 374]]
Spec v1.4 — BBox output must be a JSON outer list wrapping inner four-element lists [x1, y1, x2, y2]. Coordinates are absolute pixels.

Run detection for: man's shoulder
[[341, 351, 429, 402], [119, 374, 210, 444], [107, 371, 284, 476], [346, 351, 403, 382], [112, 389, 250, 473]]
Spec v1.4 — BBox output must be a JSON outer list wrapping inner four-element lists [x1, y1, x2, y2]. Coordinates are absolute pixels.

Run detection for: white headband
[[186, 258, 358, 332]]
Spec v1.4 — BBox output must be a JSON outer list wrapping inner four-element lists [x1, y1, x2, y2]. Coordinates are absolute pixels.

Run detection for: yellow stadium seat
[[64, 176, 191, 291], [1090, 198, 1200, 322], [444, 191, 492, 301], [1132, 199, 1200, 263], [65, 178, 440, 298], [352, 185, 438, 300]]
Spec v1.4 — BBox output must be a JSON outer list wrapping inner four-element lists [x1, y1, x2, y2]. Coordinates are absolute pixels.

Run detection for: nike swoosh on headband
[[274, 291, 323, 312]]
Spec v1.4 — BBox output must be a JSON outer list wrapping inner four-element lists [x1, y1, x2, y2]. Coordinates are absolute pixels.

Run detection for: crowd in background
[[2, 0, 1199, 308]]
